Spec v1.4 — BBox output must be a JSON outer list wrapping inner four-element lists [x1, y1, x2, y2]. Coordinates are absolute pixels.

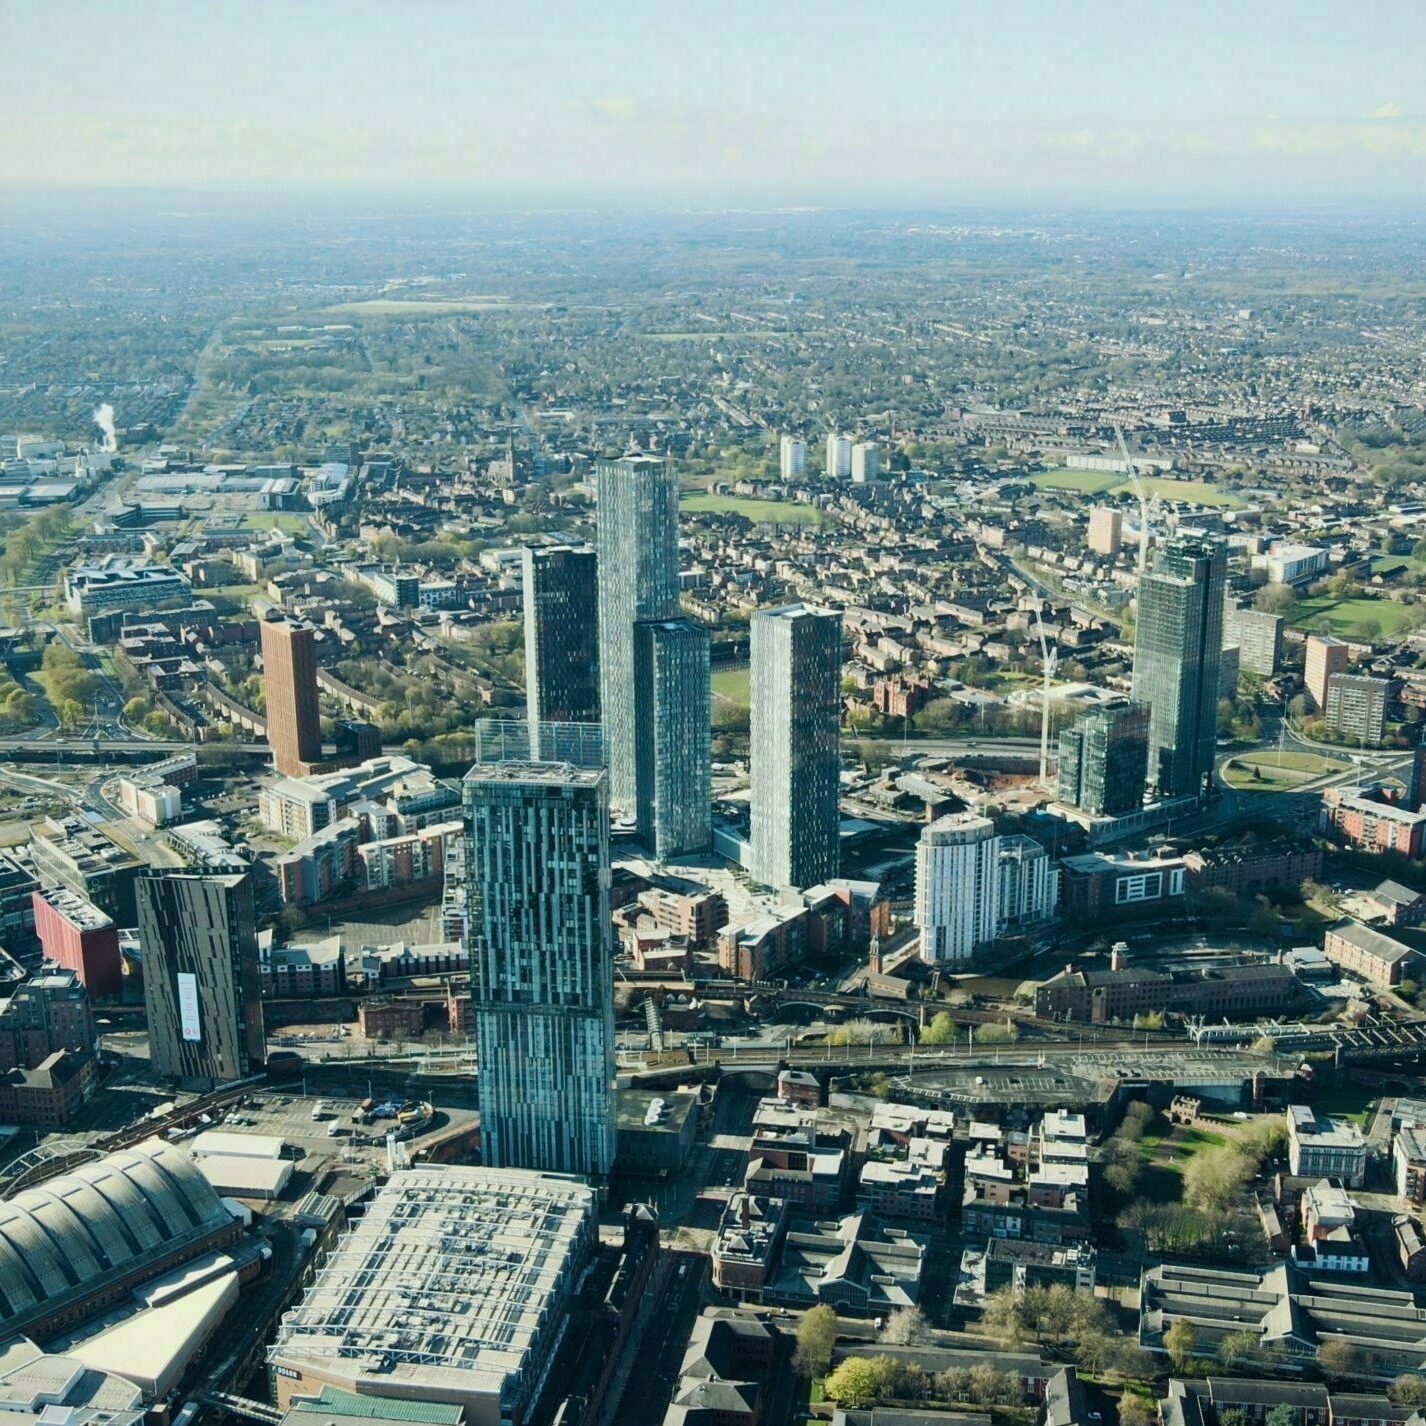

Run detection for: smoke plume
[[93, 404, 117, 453]]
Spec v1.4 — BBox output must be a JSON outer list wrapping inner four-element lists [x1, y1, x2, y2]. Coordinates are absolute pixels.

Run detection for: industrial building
[[268, 1166, 597, 1426]]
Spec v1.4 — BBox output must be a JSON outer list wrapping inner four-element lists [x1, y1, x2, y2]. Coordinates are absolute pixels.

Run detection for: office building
[[1087, 507, 1122, 557], [464, 762, 615, 1178], [1056, 701, 1149, 817], [1324, 673, 1390, 746], [634, 616, 712, 858], [825, 434, 852, 480], [1224, 602, 1283, 676], [31, 888, 121, 997], [269, 1166, 596, 1426], [521, 545, 599, 758], [1130, 533, 1226, 799], [1264, 542, 1328, 585], [1287, 1105, 1367, 1186], [260, 612, 323, 777], [595, 454, 684, 823], [63, 558, 191, 617], [138, 872, 265, 1086], [779, 436, 807, 480], [850, 441, 879, 483], [748, 605, 842, 891], [915, 812, 999, 966], [1305, 634, 1349, 713], [29, 815, 141, 925], [0, 969, 95, 1072]]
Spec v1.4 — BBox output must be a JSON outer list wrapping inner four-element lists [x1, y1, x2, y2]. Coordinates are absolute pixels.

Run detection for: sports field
[[1291, 595, 1416, 639], [681, 493, 826, 525], [1032, 469, 1242, 506]]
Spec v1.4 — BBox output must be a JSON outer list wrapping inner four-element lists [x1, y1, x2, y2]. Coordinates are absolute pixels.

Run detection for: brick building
[[1320, 785, 1426, 858], [32, 888, 122, 997]]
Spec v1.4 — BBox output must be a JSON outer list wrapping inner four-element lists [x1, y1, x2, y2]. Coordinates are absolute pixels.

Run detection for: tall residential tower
[[522, 545, 599, 758], [464, 762, 615, 1178], [748, 604, 843, 890], [260, 612, 322, 776], [1130, 533, 1226, 799]]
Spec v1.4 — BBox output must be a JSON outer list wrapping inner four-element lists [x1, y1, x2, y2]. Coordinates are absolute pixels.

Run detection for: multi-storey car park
[[268, 1166, 597, 1426]]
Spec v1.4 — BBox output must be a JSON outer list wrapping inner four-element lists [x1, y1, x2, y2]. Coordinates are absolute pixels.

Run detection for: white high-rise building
[[825, 434, 852, 480], [780, 436, 807, 481], [915, 812, 999, 965], [996, 835, 1059, 930], [851, 441, 880, 483]]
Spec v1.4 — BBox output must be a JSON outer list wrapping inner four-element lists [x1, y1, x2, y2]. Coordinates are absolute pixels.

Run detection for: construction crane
[[1115, 423, 1152, 576], [1032, 596, 1058, 789]]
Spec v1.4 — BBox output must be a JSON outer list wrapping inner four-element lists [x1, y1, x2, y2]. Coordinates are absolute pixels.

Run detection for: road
[[617, 1251, 708, 1426]]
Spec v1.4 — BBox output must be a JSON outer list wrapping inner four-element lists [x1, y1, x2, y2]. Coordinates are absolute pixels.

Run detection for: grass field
[[711, 665, 751, 706], [1291, 595, 1417, 639], [1222, 748, 1350, 790], [1032, 469, 1242, 506], [1032, 468, 1122, 494], [319, 297, 524, 317], [239, 512, 311, 533], [681, 493, 826, 526]]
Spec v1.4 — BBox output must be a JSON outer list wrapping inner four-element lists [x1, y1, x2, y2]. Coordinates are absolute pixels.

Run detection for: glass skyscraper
[[748, 604, 843, 890], [634, 616, 711, 859], [1130, 533, 1227, 799], [1056, 700, 1150, 816], [522, 545, 599, 759], [596, 454, 710, 855], [463, 761, 615, 1179]]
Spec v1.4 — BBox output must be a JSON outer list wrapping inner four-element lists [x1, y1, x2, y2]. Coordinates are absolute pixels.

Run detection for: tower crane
[[1115, 423, 1152, 576], [1032, 596, 1058, 789]]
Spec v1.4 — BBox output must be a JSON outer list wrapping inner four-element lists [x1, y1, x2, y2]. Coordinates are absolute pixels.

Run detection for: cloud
[[1367, 102, 1405, 120]]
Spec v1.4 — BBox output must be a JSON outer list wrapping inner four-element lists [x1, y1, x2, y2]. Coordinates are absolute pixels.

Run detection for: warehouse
[[268, 1165, 597, 1426]]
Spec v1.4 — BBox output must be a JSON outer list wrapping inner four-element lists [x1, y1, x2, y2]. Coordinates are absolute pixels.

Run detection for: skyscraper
[[915, 812, 999, 966], [1057, 701, 1150, 817], [1130, 533, 1226, 799], [748, 604, 842, 890], [779, 436, 807, 480], [996, 835, 1059, 931], [138, 871, 264, 1085], [464, 762, 615, 1178], [522, 545, 599, 758], [825, 434, 852, 480], [596, 455, 680, 816], [1087, 507, 1123, 557], [634, 617, 711, 858], [260, 612, 322, 776], [596, 454, 710, 855]]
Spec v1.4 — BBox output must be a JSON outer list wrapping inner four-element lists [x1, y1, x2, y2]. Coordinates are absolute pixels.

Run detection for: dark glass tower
[[1057, 700, 1150, 817], [522, 545, 599, 758]]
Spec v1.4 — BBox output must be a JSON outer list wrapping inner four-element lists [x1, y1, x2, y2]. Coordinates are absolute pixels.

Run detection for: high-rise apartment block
[[1056, 700, 1149, 817], [595, 455, 710, 856], [1224, 602, 1283, 676], [1324, 673, 1390, 746], [779, 436, 807, 480], [1305, 634, 1349, 714], [260, 612, 323, 776], [1130, 533, 1226, 799], [825, 434, 852, 480], [915, 812, 1000, 966], [138, 871, 264, 1085], [748, 605, 842, 890], [634, 616, 712, 859], [997, 836, 1059, 932], [522, 545, 599, 759], [464, 762, 615, 1178], [850, 441, 880, 483], [31, 887, 121, 997], [1087, 507, 1123, 558]]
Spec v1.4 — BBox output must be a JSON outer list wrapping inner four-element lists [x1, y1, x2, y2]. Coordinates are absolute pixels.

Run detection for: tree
[[920, 1011, 957, 1046], [881, 1305, 931, 1346], [975, 1021, 1018, 1045], [824, 1355, 895, 1408], [1164, 1319, 1196, 1370], [1120, 1396, 1156, 1426], [1183, 1144, 1251, 1211], [1218, 1328, 1261, 1369], [1317, 1339, 1361, 1381], [1390, 1375, 1426, 1407], [794, 1304, 838, 1376], [1266, 1407, 1298, 1426], [1254, 582, 1297, 615], [981, 1285, 1027, 1344]]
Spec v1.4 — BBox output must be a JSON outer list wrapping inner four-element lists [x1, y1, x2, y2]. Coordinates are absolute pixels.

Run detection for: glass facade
[[1056, 700, 1150, 816], [463, 762, 615, 1178], [634, 617, 712, 858], [522, 546, 599, 758], [748, 604, 843, 890], [1130, 534, 1226, 799], [595, 457, 680, 817]]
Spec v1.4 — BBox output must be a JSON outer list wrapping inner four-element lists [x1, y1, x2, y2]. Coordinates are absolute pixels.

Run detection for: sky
[[4, 0, 1426, 207]]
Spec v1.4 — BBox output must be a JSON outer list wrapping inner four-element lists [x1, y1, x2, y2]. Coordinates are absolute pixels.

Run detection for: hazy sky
[[5, 0, 1425, 205]]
